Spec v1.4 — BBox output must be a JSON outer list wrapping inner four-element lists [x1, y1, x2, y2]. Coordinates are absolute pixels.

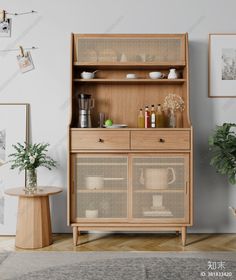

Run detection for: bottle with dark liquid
[[156, 104, 165, 128]]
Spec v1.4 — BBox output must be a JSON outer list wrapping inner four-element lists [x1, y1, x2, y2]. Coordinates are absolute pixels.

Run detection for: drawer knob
[[98, 138, 104, 143], [159, 138, 165, 143]]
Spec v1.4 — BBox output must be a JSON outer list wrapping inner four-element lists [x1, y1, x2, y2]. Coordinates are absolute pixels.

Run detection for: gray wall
[[1, 0, 236, 233]]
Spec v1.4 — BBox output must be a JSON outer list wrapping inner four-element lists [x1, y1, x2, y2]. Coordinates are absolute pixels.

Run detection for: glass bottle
[[137, 108, 145, 128], [156, 104, 165, 128], [150, 104, 156, 128], [144, 106, 150, 128], [168, 109, 176, 128]]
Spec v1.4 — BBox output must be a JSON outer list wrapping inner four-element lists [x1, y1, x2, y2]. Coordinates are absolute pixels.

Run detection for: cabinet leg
[[181, 226, 186, 246], [73, 226, 78, 246]]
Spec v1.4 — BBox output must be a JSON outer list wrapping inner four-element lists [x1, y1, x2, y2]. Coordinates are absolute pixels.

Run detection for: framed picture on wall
[[209, 33, 236, 97], [0, 104, 29, 234], [0, 18, 11, 37]]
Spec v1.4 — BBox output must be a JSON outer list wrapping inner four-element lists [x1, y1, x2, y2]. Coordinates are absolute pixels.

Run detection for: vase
[[163, 109, 169, 128], [168, 109, 176, 128], [175, 111, 183, 128], [25, 169, 37, 193]]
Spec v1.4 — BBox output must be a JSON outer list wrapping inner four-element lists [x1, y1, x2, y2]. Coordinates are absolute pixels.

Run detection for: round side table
[[5, 187, 62, 249]]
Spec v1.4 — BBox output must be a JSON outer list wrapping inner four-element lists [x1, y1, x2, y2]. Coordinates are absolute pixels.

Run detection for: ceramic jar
[[168, 68, 178, 79]]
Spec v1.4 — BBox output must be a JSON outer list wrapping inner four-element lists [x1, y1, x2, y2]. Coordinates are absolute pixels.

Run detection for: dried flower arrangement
[[163, 93, 185, 112]]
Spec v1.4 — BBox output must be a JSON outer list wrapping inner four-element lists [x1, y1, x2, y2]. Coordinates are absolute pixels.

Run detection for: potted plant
[[209, 123, 236, 215], [9, 142, 57, 193]]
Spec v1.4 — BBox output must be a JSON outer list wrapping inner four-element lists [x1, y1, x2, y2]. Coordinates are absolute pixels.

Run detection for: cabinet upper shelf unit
[[70, 33, 190, 129]]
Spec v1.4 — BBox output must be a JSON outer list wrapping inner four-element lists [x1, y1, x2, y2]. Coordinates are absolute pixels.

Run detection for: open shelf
[[134, 163, 184, 166], [73, 78, 186, 84], [134, 189, 184, 193], [76, 163, 126, 166], [73, 62, 186, 68], [77, 189, 126, 193]]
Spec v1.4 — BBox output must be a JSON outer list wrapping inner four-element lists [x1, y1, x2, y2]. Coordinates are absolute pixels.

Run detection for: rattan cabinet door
[[74, 154, 128, 222], [76, 35, 185, 65], [131, 154, 189, 223]]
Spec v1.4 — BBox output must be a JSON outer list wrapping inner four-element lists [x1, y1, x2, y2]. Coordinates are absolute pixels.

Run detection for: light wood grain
[[67, 33, 74, 226], [1, 233, 236, 252], [74, 79, 186, 84], [5, 187, 62, 249], [69, 33, 193, 247], [5, 187, 62, 197], [15, 196, 52, 249], [71, 130, 130, 150], [182, 226, 186, 246], [77, 83, 187, 128], [131, 130, 190, 149], [73, 226, 78, 246]]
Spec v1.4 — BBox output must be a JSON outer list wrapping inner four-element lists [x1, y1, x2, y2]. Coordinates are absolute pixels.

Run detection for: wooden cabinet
[[68, 34, 193, 247]]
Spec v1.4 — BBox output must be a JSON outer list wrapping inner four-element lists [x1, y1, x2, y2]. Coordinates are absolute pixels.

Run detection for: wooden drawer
[[71, 130, 130, 150], [131, 130, 190, 150]]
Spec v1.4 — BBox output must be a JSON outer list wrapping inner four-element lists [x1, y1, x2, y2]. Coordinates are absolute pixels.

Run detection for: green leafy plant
[[209, 123, 236, 184], [9, 142, 57, 172]]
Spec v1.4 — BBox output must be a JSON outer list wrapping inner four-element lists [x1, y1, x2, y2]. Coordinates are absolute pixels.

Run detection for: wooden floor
[[1, 233, 236, 252]]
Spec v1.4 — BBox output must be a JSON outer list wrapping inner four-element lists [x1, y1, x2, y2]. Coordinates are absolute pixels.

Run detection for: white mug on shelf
[[149, 72, 165, 79], [139, 167, 176, 189]]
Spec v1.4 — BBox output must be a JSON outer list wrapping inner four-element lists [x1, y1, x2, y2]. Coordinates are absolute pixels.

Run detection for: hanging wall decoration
[[0, 9, 37, 38], [17, 46, 34, 73], [0, 46, 38, 73], [0, 10, 11, 37]]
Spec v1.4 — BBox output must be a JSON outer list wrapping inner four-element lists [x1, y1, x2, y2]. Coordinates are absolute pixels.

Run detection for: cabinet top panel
[[73, 33, 187, 38], [73, 34, 187, 65]]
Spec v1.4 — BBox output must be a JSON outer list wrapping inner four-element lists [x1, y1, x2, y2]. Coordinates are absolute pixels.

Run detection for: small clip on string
[[0, 10, 6, 22], [19, 46, 25, 57]]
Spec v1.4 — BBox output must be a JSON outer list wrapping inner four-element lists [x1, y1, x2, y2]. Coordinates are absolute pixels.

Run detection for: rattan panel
[[77, 193, 127, 218], [132, 156, 186, 219], [77, 37, 184, 63], [75, 156, 128, 219]]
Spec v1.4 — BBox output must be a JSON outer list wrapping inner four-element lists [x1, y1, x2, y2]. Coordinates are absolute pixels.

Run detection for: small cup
[[149, 72, 165, 79], [81, 72, 94, 79], [126, 73, 137, 79]]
